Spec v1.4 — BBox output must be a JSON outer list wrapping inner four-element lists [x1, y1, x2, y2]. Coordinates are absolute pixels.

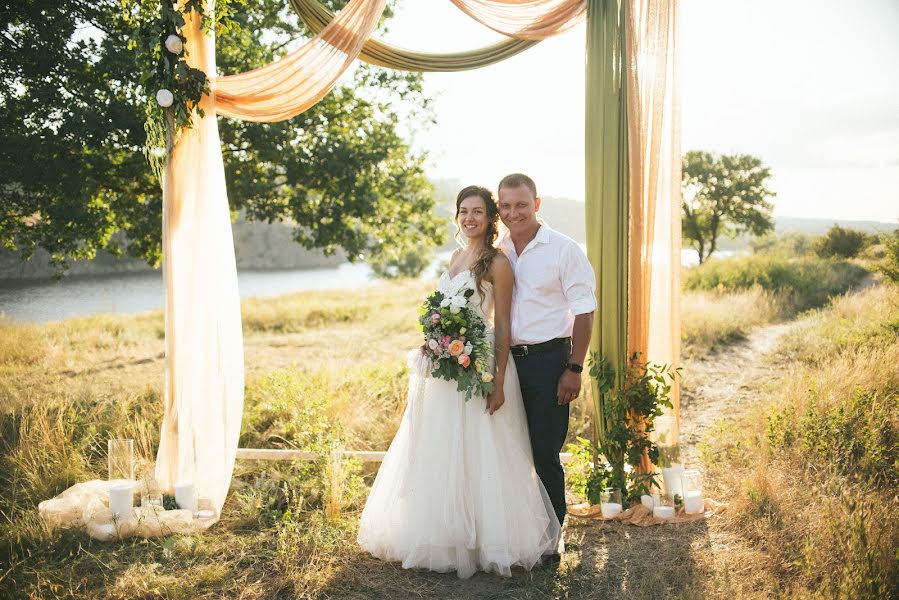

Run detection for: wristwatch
[[566, 362, 583, 374]]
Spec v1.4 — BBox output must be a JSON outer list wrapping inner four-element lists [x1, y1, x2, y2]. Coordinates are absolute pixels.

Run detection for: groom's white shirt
[[499, 221, 597, 346]]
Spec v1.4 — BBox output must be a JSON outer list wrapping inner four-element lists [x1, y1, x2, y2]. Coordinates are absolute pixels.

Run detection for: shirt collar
[[501, 218, 551, 250]]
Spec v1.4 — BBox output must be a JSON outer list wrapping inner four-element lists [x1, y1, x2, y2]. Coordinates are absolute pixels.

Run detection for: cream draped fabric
[[291, 0, 539, 71], [624, 0, 681, 444], [156, 2, 244, 515], [215, 0, 386, 121], [448, 0, 587, 39]]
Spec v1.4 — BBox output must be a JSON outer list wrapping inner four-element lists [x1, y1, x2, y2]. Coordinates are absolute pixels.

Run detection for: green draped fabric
[[289, 0, 540, 71], [585, 0, 628, 441]]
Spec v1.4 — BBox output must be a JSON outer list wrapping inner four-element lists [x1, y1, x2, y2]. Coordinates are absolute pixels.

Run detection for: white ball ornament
[[155, 88, 174, 108], [164, 34, 183, 55]]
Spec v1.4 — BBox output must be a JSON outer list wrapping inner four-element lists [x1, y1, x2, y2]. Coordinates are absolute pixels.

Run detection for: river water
[[0, 248, 710, 323]]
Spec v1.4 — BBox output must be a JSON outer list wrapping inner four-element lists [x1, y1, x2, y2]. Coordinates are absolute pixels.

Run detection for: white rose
[[427, 339, 439, 350], [440, 297, 452, 307], [155, 88, 174, 108], [164, 34, 184, 55], [463, 343, 473, 356], [450, 295, 466, 308]]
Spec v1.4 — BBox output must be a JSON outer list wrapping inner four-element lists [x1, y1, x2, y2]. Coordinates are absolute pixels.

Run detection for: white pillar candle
[[640, 494, 655, 510], [600, 502, 622, 519], [653, 505, 675, 519], [109, 483, 133, 520], [662, 466, 684, 498], [174, 482, 197, 513], [684, 490, 704, 514]]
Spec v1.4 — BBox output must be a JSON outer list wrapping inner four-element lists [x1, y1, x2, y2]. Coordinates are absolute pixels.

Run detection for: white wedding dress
[[358, 270, 561, 579]]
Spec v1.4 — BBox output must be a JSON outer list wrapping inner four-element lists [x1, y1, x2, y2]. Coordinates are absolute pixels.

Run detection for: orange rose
[[458, 354, 471, 368], [448, 339, 465, 356]]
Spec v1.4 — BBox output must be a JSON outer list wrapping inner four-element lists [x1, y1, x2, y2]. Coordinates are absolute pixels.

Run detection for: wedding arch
[[156, 0, 681, 516]]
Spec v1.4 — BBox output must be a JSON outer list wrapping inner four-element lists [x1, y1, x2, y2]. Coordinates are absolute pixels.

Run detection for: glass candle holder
[[140, 475, 163, 509], [195, 497, 217, 520], [600, 487, 623, 519], [682, 469, 705, 514], [107, 438, 134, 481], [652, 415, 681, 468], [661, 464, 684, 500], [653, 493, 675, 519]]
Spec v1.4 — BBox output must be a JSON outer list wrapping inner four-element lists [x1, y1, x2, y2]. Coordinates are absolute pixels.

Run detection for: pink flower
[[431, 313, 441, 324], [441, 335, 450, 347], [458, 354, 471, 368]]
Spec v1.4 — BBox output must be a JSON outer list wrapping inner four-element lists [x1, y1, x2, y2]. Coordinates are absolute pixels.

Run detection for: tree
[[814, 224, 870, 259], [880, 229, 899, 284], [0, 0, 444, 272], [681, 151, 775, 264]]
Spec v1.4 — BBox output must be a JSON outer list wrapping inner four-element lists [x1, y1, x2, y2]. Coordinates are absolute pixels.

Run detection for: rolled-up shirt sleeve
[[561, 242, 597, 315]]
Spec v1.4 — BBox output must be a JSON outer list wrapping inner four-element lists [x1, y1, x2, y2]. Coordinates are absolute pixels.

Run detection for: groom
[[497, 173, 596, 539]]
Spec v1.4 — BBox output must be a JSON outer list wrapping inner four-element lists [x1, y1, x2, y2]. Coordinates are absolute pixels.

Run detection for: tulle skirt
[[358, 355, 561, 579]]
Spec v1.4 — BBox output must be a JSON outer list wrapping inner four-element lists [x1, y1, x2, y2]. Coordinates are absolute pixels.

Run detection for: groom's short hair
[[498, 173, 537, 199]]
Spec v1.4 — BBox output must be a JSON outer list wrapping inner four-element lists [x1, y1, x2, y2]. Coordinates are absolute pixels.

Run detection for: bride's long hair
[[454, 185, 499, 300]]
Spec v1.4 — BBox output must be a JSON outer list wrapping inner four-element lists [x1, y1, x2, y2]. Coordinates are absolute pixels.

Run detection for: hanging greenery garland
[[124, 0, 244, 182]]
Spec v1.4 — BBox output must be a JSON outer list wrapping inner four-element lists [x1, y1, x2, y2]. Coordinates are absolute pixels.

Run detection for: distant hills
[[434, 177, 896, 249]]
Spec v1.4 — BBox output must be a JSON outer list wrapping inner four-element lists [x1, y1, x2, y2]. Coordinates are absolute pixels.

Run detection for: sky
[[365, 0, 899, 223]]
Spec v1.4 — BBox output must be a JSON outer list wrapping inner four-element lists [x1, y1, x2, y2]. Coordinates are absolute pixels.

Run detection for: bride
[[357, 185, 561, 579]]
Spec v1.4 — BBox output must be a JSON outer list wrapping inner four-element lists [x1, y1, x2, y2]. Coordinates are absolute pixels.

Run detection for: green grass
[[679, 250, 871, 355], [684, 253, 868, 313]]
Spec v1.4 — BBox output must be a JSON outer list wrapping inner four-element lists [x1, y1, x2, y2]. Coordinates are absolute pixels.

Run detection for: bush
[[683, 253, 868, 313], [880, 229, 899, 284], [749, 232, 814, 257], [369, 243, 434, 279], [814, 224, 871, 258]]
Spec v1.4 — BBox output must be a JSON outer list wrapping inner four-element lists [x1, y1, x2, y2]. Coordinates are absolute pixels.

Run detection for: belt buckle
[[521, 345, 528, 356]]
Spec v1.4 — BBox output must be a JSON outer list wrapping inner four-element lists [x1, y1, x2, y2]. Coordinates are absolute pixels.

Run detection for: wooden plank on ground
[[236, 448, 574, 464]]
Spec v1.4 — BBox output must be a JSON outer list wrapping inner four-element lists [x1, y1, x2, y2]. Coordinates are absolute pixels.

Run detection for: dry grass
[[681, 287, 783, 356], [2, 275, 895, 598], [702, 284, 899, 599]]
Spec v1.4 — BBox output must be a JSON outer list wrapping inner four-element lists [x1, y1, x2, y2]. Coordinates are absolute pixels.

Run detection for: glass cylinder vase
[[600, 487, 623, 519], [682, 469, 705, 514], [107, 438, 134, 481], [140, 475, 163, 509]]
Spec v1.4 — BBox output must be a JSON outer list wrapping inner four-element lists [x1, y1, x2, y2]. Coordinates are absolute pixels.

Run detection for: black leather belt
[[510, 337, 571, 357]]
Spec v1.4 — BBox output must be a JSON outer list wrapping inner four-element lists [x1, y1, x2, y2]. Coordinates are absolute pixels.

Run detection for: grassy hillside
[[0, 254, 892, 598]]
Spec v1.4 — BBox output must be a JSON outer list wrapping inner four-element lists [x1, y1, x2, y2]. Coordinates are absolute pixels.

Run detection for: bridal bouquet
[[419, 286, 495, 400]]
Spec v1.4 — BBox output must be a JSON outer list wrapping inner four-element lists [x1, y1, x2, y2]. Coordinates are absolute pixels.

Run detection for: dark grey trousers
[[513, 342, 570, 528]]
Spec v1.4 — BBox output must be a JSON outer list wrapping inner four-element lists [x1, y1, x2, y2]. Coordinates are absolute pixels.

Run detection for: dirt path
[[678, 320, 800, 467]]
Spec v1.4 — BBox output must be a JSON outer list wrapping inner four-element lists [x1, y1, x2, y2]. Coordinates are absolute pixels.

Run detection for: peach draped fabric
[[625, 0, 682, 446], [157, 2, 244, 515], [214, 0, 386, 121], [448, 0, 586, 39]]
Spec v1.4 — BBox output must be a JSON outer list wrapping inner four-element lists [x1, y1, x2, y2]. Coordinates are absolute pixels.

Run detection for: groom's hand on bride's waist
[[556, 369, 582, 405]]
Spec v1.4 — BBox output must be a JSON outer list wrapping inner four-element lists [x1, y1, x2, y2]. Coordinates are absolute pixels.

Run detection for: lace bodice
[[437, 269, 494, 328]]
